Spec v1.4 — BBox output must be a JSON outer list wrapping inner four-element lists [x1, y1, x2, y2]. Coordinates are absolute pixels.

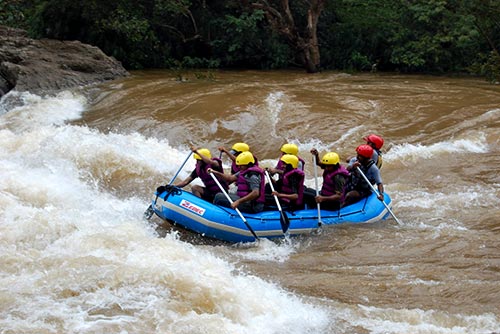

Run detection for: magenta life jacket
[[321, 165, 350, 196], [196, 158, 228, 193], [231, 161, 239, 174], [236, 165, 265, 203], [280, 169, 305, 206]]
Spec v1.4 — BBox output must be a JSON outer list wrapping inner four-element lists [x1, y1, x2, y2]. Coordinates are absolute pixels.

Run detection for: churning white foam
[[210, 237, 301, 263], [0, 91, 332, 333], [343, 304, 499, 334], [0, 90, 87, 131], [386, 133, 489, 163]]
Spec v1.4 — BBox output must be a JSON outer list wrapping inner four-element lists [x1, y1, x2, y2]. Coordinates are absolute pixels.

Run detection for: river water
[[1, 70, 499, 333]]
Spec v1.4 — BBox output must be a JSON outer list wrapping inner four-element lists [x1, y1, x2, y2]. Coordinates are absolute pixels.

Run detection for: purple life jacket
[[196, 158, 228, 192], [236, 165, 265, 203], [321, 165, 350, 196], [280, 169, 305, 206], [231, 161, 239, 174]]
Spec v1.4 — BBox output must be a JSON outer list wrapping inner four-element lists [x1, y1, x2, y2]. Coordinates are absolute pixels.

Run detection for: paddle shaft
[[265, 170, 283, 212], [312, 155, 323, 226], [168, 151, 193, 185], [145, 151, 193, 219], [355, 166, 402, 225], [209, 172, 259, 240], [264, 170, 290, 233]]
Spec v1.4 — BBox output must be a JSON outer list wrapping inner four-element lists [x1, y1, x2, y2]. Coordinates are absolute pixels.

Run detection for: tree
[[457, 0, 500, 81], [0, 0, 28, 28], [320, 0, 403, 71], [248, 0, 326, 73]]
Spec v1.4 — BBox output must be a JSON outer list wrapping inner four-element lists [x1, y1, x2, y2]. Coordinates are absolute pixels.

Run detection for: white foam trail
[[386, 133, 489, 163], [331, 125, 365, 148], [2, 85, 498, 334], [219, 91, 288, 137], [456, 108, 500, 131], [396, 185, 499, 211], [265, 91, 285, 133], [0, 90, 87, 131], [0, 91, 331, 334], [211, 238, 300, 263], [246, 91, 286, 138], [293, 138, 332, 156], [341, 304, 499, 334], [0, 123, 195, 196]]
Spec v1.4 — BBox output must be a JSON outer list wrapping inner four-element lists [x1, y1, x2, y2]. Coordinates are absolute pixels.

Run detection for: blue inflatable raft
[[148, 185, 392, 243]]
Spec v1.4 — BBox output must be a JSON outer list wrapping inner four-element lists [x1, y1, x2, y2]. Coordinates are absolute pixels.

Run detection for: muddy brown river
[[1, 70, 498, 333]]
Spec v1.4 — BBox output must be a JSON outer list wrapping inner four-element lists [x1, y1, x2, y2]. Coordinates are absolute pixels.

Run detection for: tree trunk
[[251, 0, 325, 73], [304, 7, 322, 72]]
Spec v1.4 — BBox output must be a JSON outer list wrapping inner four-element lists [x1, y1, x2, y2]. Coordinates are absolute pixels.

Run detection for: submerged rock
[[0, 25, 129, 97]]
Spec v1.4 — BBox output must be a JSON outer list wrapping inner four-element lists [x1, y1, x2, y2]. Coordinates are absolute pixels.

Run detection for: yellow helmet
[[280, 143, 298, 156], [236, 151, 255, 165], [321, 152, 340, 165], [231, 142, 250, 154], [280, 154, 299, 168], [193, 148, 211, 160]]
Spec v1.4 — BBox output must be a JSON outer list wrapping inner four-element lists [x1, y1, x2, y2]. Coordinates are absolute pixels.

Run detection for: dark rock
[[0, 25, 129, 97]]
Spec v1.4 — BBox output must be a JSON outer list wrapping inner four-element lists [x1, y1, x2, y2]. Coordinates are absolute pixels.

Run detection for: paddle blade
[[143, 204, 154, 220], [280, 211, 290, 233]]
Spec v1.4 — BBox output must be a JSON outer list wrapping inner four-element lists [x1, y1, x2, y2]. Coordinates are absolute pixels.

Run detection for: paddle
[[264, 170, 290, 234], [144, 151, 193, 220], [168, 151, 193, 186], [209, 172, 260, 241], [312, 155, 323, 227], [355, 166, 403, 225]]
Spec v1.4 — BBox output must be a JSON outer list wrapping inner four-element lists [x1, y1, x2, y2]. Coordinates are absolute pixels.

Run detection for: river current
[[0, 70, 499, 333]]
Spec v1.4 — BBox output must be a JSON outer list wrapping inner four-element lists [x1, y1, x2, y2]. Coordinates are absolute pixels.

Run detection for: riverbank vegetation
[[2, 0, 499, 81]]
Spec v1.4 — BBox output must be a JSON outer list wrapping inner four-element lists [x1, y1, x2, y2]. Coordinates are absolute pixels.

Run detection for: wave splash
[[0, 90, 333, 333]]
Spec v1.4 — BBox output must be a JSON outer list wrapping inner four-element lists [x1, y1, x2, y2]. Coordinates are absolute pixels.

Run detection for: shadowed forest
[[2, 0, 499, 80]]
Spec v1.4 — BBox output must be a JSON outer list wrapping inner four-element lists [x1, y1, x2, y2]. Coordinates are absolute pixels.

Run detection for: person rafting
[[174, 146, 228, 202], [343, 144, 384, 206], [309, 149, 350, 211], [210, 151, 265, 213], [268, 154, 305, 211], [268, 143, 305, 174], [218, 142, 259, 174], [347, 134, 384, 169], [265, 143, 304, 194], [363, 134, 384, 169]]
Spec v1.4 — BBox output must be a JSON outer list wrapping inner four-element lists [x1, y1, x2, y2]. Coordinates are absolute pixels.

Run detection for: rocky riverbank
[[0, 25, 128, 97]]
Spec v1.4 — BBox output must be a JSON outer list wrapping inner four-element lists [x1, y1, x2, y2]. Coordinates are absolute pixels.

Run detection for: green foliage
[[155, 0, 191, 14], [388, 0, 454, 71], [348, 51, 372, 71], [0, 0, 25, 27], [321, 0, 494, 75], [2, 0, 498, 79], [168, 57, 218, 81], [97, 7, 160, 69], [468, 51, 500, 83], [210, 10, 291, 69], [26, 0, 181, 69], [320, 0, 400, 70]]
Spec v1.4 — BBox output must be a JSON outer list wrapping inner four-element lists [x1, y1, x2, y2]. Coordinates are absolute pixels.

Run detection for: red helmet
[[356, 144, 374, 159], [363, 134, 384, 150]]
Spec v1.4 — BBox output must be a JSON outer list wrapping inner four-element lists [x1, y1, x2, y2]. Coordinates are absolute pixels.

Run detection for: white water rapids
[[1, 71, 499, 334]]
